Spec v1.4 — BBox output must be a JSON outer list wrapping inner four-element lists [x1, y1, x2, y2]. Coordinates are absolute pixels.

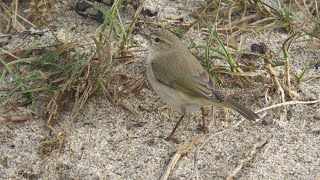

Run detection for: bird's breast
[[146, 63, 205, 113]]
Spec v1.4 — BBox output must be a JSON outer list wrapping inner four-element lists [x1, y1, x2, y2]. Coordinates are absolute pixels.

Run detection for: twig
[[226, 136, 269, 180], [0, 115, 30, 122], [0, 3, 32, 31], [192, 119, 245, 180], [0, 48, 20, 59], [161, 140, 197, 180], [263, 58, 285, 102], [255, 99, 320, 113], [117, 101, 144, 121], [282, 33, 299, 98]]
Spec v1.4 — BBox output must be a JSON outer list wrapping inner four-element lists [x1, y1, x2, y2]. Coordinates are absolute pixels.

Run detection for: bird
[[139, 29, 260, 140]]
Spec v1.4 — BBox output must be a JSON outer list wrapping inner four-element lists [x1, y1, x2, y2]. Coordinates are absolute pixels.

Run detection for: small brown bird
[[141, 30, 259, 140]]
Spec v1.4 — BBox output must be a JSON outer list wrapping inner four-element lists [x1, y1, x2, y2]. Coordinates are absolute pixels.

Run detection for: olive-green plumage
[[142, 30, 259, 139]]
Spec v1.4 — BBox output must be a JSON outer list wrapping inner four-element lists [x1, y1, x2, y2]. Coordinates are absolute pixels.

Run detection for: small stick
[[255, 99, 320, 113], [226, 136, 269, 180], [263, 58, 285, 103], [117, 101, 144, 121], [0, 115, 30, 122], [192, 119, 245, 180], [161, 140, 197, 180]]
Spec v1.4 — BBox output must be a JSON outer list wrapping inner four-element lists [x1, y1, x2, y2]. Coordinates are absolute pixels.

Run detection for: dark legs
[[165, 113, 185, 141], [198, 107, 208, 133], [165, 108, 209, 141], [201, 107, 206, 127]]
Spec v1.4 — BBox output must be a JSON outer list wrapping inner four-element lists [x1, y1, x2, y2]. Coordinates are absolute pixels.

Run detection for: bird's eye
[[154, 38, 160, 42]]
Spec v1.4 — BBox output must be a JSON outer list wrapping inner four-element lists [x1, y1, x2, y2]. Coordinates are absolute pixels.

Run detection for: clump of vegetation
[[182, 0, 320, 97], [0, 0, 144, 155]]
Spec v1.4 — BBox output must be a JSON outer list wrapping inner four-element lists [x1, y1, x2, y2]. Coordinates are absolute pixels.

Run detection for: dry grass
[[1, 0, 320, 177], [0, 0, 143, 156]]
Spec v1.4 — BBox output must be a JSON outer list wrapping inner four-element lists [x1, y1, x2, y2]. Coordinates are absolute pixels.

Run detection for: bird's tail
[[223, 98, 260, 121]]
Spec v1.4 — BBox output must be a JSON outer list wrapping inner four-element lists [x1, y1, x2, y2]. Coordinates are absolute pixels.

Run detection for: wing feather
[[150, 52, 224, 102]]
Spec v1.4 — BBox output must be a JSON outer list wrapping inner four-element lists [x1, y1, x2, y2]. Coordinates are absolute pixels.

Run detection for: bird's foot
[[197, 124, 209, 133], [165, 135, 180, 143]]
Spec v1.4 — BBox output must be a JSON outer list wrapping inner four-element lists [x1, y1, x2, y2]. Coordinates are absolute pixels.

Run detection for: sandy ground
[[1, 0, 320, 179]]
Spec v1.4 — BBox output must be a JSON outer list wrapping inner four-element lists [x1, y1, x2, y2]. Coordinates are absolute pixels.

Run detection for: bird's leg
[[201, 107, 206, 127], [165, 113, 185, 141], [197, 107, 208, 133]]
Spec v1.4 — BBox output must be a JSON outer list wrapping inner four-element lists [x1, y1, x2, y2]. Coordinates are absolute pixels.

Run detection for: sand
[[1, 0, 320, 179]]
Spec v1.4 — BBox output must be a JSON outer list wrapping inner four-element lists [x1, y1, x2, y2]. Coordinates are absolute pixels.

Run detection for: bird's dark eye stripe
[[154, 38, 160, 42]]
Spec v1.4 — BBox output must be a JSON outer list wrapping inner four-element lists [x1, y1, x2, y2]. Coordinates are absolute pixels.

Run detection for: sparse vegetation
[[1, 0, 320, 178]]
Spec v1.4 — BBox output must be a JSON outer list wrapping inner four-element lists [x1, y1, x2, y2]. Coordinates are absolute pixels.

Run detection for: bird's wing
[[151, 52, 260, 121], [171, 72, 225, 102], [151, 52, 224, 102]]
